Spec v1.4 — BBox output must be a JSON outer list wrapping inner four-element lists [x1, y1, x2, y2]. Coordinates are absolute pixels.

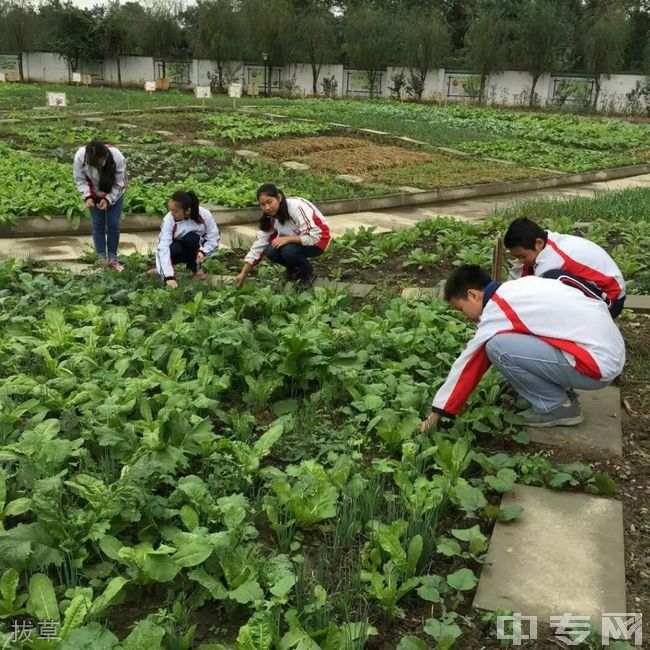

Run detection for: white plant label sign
[[195, 85, 211, 99], [72, 72, 81, 83], [229, 83, 242, 98], [145, 81, 156, 92], [0, 73, 6, 83], [46, 92, 67, 107]]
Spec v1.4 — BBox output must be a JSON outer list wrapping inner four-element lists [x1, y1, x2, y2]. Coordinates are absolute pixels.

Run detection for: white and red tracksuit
[[156, 206, 220, 279], [509, 230, 625, 305], [73, 145, 127, 206], [431, 276, 625, 417], [244, 197, 331, 266]]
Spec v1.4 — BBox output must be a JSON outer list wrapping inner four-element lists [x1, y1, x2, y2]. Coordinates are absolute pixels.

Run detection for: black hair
[[443, 265, 492, 301], [504, 217, 548, 250], [85, 140, 116, 194], [256, 183, 290, 232], [170, 190, 201, 223]]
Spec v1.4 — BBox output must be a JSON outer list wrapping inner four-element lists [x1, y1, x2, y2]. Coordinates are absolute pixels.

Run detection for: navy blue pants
[[264, 243, 322, 279]]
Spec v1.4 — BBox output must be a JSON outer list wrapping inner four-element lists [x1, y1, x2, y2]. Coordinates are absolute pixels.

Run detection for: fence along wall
[[3, 51, 649, 112]]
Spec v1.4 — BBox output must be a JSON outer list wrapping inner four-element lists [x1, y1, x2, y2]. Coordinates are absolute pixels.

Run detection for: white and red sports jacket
[[73, 145, 127, 206], [244, 197, 331, 266], [432, 276, 625, 417], [156, 206, 220, 279], [509, 230, 625, 303]]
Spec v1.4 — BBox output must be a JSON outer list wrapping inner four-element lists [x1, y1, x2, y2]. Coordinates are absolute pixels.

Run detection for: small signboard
[[72, 72, 81, 83], [46, 92, 67, 107], [144, 81, 156, 92], [0, 72, 5, 83], [229, 83, 243, 98], [195, 85, 211, 99]]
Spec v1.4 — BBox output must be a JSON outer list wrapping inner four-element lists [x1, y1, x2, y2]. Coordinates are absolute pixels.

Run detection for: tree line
[[1, 0, 650, 107]]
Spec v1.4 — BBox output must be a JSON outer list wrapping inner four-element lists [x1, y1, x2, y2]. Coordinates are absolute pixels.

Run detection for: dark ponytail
[[85, 140, 116, 193], [170, 190, 201, 222], [256, 183, 289, 232]]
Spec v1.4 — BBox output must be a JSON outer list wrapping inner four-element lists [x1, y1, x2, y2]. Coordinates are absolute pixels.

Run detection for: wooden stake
[[491, 234, 505, 281]]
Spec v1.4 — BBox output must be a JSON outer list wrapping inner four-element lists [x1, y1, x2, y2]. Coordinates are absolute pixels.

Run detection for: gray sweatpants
[[485, 333, 612, 413]]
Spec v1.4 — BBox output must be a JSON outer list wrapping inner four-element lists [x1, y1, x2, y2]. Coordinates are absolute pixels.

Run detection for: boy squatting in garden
[[419, 265, 625, 432], [505, 217, 626, 318]]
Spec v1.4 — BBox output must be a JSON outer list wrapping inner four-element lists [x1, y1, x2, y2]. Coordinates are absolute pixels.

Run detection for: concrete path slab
[[401, 286, 443, 299], [624, 294, 650, 313], [527, 387, 622, 457], [473, 483, 626, 629], [316, 280, 374, 297]]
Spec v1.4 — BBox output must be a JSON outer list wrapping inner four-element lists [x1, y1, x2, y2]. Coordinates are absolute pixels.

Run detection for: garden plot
[[0, 187, 649, 647], [0, 247, 647, 648], [263, 100, 650, 172], [254, 136, 544, 189]]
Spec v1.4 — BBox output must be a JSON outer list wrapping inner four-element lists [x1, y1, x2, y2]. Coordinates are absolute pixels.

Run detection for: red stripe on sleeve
[[546, 238, 621, 302], [442, 346, 492, 415]]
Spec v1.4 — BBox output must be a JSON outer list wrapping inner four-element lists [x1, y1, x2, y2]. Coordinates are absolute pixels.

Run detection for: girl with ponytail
[[150, 190, 220, 288], [236, 183, 330, 288], [73, 140, 128, 271]]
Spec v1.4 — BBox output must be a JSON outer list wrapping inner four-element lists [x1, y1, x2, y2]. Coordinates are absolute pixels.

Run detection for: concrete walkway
[[2, 173, 650, 263]]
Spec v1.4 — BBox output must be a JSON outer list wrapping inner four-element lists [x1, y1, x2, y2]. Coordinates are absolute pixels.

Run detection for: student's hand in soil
[[419, 412, 440, 433], [196, 251, 205, 264], [271, 236, 291, 249], [166, 279, 178, 289], [85, 198, 95, 208], [235, 272, 247, 288], [97, 199, 108, 210]]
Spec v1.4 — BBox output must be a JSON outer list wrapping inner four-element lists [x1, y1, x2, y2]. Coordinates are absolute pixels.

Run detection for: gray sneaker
[[521, 401, 584, 428]]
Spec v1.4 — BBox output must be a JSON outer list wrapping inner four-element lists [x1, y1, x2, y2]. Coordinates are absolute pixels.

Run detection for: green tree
[[400, 7, 450, 101], [581, 4, 630, 109], [140, 0, 185, 64], [101, 1, 132, 87], [241, 0, 293, 96], [196, 0, 241, 91], [344, 6, 394, 98], [1, 0, 35, 81], [46, 1, 100, 82], [463, 2, 510, 105], [512, 0, 573, 107], [293, 3, 338, 94]]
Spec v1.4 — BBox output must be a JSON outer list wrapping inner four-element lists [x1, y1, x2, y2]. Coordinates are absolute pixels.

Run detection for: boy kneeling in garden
[[505, 217, 626, 318], [419, 265, 625, 432]]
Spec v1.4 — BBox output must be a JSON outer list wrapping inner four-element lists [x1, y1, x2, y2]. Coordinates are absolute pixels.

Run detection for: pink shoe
[[108, 259, 125, 272], [146, 267, 158, 276], [195, 270, 207, 280]]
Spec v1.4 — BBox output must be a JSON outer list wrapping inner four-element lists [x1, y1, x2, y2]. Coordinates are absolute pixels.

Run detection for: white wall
[[10, 51, 650, 113], [103, 56, 153, 86], [284, 63, 343, 96], [23, 51, 69, 83]]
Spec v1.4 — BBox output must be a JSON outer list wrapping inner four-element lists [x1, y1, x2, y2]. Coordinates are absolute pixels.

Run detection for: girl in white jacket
[[236, 183, 330, 288], [151, 190, 220, 288], [73, 141, 127, 271]]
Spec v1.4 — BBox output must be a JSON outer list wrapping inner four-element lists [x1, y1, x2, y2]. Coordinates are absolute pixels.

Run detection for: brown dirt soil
[[299, 144, 432, 175], [252, 135, 368, 158]]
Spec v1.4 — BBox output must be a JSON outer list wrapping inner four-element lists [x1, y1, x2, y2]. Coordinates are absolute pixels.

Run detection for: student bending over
[[420, 265, 625, 432]]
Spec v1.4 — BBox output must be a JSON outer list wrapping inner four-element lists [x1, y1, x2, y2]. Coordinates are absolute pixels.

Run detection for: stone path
[[473, 484, 626, 630], [527, 387, 622, 458], [2, 172, 650, 263]]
